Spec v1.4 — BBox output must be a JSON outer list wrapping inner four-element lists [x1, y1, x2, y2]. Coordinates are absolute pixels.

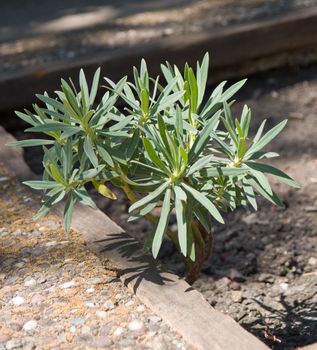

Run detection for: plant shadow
[[95, 232, 175, 293], [242, 294, 317, 349]]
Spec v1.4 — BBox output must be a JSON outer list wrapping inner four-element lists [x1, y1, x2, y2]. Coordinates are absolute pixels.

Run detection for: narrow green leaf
[[182, 183, 224, 223], [23, 180, 60, 190], [175, 186, 187, 256], [74, 187, 97, 209], [89, 68, 101, 107], [143, 138, 170, 174], [129, 181, 170, 213], [152, 188, 171, 258], [242, 181, 257, 210], [246, 120, 287, 157], [188, 111, 220, 164], [246, 162, 300, 188], [83, 136, 98, 168], [7, 139, 54, 147]]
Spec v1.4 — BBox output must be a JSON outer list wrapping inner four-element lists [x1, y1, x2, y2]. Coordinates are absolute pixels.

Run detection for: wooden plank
[[301, 344, 317, 350], [1, 8, 317, 111], [0, 126, 270, 350]]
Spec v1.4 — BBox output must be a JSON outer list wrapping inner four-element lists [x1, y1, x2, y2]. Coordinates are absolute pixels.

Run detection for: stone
[[30, 294, 45, 305], [308, 257, 317, 266], [70, 326, 76, 333], [231, 291, 243, 303], [147, 315, 161, 324], [118, 338, 136, 347], [59, 280, 76, 289], [23, 320, 38, 332], [70, 317, 85, 326], [227, 269, 246, 283], [0, 332, 10, 343], [24, 278, 36, 287], [86, 288, 95, 293], [305, 206, 317, 212], [91, 337, 113, 348], [242, 213, 269, 226], [228, 281, 241, 291], [279, 282, 289, 291], [257, 273, 275, 283], [85, 302, 95, 308], [136, 305, 145, 313], [103, 300, 114, 310], [5, 339, 22, 350], [128, 320, 143, 331], [10, 296, 25, 305], [96, 310, 107, 318], [81, 326, 90, 335], [22, 343, 35, 350], [215, 277, 231, 290], [113, 327, 124, 337], [45, 241, 58, 247]]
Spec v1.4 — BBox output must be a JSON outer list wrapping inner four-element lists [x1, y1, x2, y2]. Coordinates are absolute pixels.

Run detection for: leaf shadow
[[95, 232, 175, 293], [242, 294, 317, 349]]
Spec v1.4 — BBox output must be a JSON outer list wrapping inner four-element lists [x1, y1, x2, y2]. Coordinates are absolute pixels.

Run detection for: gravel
[[0, 168, 192, 349]]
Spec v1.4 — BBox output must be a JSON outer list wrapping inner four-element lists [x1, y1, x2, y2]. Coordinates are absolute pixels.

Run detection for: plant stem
[[185, 219, 214, 284]]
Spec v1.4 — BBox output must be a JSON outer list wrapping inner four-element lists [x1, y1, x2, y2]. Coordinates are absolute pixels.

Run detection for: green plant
[[9, 53, 299, 283]]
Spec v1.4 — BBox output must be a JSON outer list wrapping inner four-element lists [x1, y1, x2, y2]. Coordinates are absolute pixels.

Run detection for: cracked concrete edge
[[1, 8, 317, 111], [0, 126, 270, 350]]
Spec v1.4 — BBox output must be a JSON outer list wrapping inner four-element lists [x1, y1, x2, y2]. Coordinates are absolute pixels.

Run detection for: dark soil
[[3, 64, 317, 350]]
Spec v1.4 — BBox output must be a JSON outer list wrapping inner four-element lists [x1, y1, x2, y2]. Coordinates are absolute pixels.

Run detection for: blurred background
[[1, 1, 317, 349], [1, 0, 317, 109]]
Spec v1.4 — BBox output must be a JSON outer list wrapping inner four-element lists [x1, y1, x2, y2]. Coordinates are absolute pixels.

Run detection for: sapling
[[9, 53, 299, 283]]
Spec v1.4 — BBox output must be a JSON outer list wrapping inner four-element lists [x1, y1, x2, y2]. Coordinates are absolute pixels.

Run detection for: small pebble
[[136, 305, 145, 313], [86, 288, 95, 293], [0, 332, 11, 343], [103, 300, 114, 310], [24, 278, 36, 287], [5, 339, 22, 350], [128, 320, 143, 331], [113, 327, 124, 336], [81, 325, 91, 335], [96, 310, 107, 318], [280, 282, 289, 291], [70, 317, 85, 326], [308, 257, 317, 266], [231, 291, 243, 303], [30, 294, 45, 305], [92, 337, 113, 348], [45, 241, 57, 247], [85, 302, 95, 308], [10, 296, 25, 305], [23, 320, 38, 332], [305, 206, 317, 213], [147, 315, 161, 324], [59, 280, 76, 289]]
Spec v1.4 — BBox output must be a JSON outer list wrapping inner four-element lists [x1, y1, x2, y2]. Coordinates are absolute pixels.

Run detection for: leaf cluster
[[10, 53, 299, 261]]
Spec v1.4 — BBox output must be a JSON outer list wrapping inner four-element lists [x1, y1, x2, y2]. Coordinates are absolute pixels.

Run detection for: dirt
[[3, 64, 317, 349]]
